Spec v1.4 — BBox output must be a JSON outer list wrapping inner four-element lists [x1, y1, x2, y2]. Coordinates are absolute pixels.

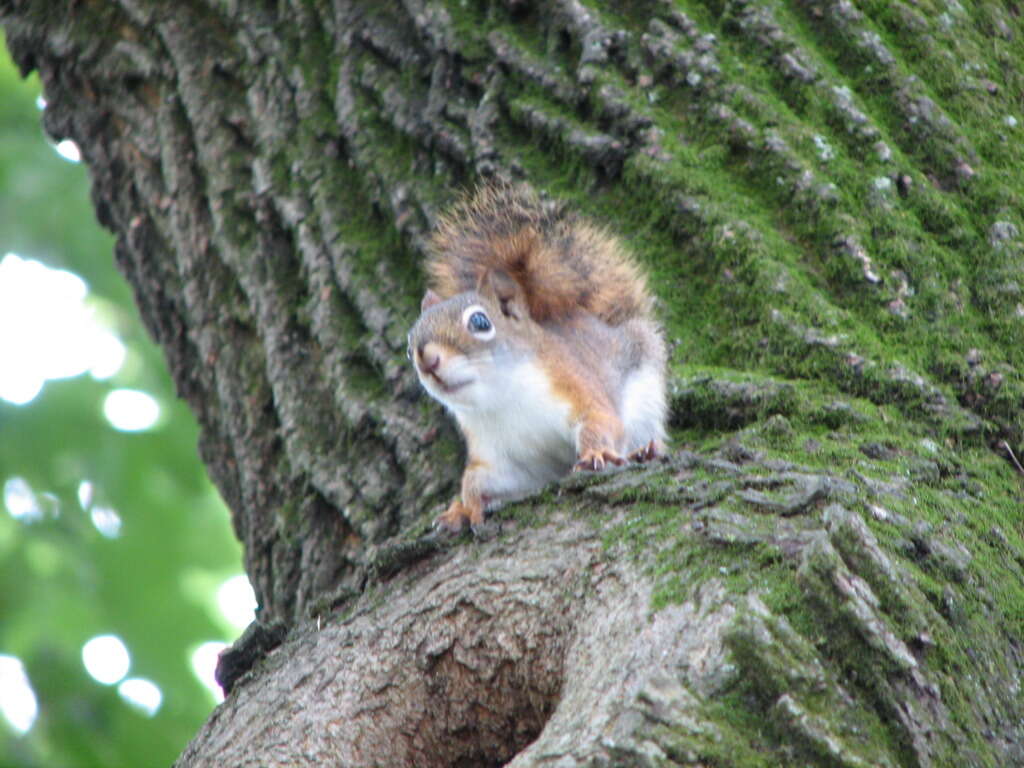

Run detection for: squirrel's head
[[408, 270, 538, 410]]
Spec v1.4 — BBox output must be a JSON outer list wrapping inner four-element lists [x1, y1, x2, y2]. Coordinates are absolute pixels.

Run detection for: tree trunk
[[4, 0, 1023, 765]]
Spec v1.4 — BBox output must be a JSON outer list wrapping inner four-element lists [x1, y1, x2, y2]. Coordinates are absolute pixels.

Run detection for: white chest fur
[[448, 359, 576, 502]]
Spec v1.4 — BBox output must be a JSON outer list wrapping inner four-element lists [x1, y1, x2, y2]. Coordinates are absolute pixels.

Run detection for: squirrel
[[408, 183, 667, 533]]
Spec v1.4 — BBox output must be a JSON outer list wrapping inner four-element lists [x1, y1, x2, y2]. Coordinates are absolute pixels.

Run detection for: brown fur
[[426, 182, 653, 325]]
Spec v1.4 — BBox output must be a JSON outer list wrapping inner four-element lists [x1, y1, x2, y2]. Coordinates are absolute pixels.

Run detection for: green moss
[[360, 0, 1024, 761], [438, 0, 493, 62], [596, 5, 1020, 433], [226, 0, 1024, 759]]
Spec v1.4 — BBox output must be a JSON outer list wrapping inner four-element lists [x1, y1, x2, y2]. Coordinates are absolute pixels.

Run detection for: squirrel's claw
[[433, 513, 465, 535], [434, 499, 485, 535], [628, 439, 665, 463], [434, 502, 469, 534], [573, 449, 625, 472]]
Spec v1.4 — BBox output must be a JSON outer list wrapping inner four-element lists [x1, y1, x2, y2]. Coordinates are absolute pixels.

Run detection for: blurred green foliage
[[0, 36, 244, 768]]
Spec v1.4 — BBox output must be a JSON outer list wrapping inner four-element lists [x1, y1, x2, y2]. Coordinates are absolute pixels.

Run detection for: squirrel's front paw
[[573, 448, 625, 472], [434, 499, 484, 534]]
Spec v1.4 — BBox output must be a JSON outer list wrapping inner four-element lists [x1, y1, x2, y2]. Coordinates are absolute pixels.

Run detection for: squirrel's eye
[[468, 311, 491, 333], [461, 304, 496, 340]]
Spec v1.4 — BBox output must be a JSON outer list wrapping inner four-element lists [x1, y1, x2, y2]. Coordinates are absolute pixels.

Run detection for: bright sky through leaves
[[103, 389, 162, 432], [81, 634, 130, 686], [117, 678, 163, 717], [0, 253, 125, 405], [0, 655, 38, 734], [190, 642, 228, 703], [3, 477, 42, 523], [54, 138, 80, 163], [217, 574, 258, 630], [1, 43, 250, 762]]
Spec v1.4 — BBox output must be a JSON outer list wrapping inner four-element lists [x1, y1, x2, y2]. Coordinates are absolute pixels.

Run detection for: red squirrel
[[408, 183, 667, 533]]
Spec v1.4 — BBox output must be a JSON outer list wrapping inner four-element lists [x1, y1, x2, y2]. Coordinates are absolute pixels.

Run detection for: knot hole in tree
[[410, 595, 569, 768]]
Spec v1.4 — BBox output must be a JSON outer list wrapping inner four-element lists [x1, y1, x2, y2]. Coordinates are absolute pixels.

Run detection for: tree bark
[[3, 0, 1023, 765]]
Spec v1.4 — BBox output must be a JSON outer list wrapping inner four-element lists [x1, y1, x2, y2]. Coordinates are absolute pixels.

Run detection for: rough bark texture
[[177, 516, 745, 767], [3, 0, 1023, 766]]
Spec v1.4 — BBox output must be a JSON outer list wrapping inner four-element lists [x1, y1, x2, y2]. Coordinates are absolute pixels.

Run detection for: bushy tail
[[426, 183, 653, 325]]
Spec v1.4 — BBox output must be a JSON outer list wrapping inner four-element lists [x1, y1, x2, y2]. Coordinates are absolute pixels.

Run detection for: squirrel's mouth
[[426, 372, 471, 395]]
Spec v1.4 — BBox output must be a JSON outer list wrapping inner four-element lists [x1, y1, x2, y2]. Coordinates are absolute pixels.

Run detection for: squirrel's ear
[[484, 269, 527, 320], [421, 289, 443, 312]]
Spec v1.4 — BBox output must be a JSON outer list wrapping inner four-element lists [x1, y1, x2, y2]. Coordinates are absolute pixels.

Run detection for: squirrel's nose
[[417, 343, 441, 375]]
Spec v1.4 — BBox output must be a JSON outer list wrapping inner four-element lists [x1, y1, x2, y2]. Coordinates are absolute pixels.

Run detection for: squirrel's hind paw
[[628, 439, 665, 463]]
